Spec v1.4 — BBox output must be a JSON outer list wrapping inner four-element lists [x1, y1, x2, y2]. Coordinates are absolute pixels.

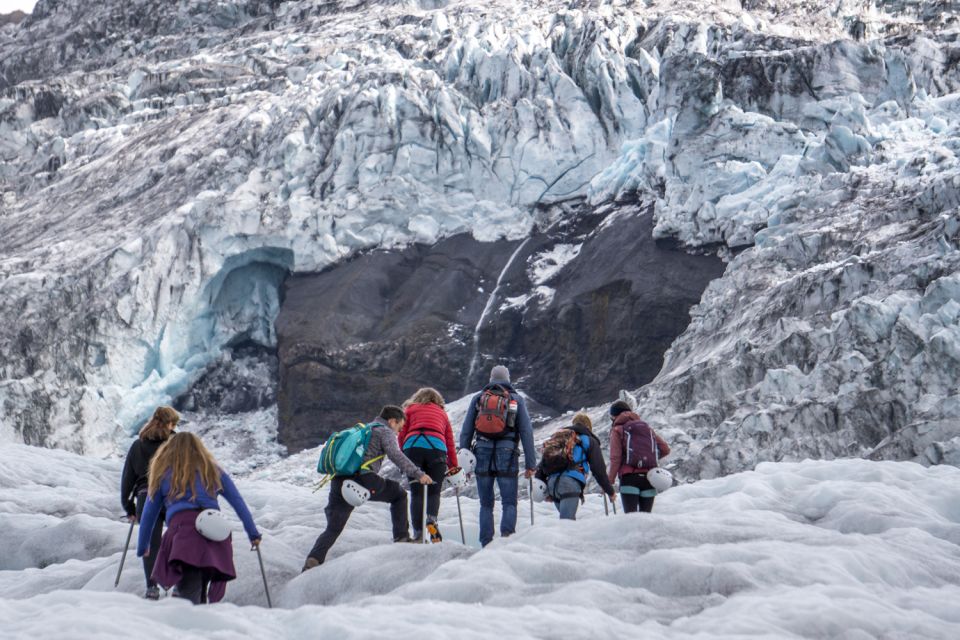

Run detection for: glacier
[[1, 0, 960, 473]]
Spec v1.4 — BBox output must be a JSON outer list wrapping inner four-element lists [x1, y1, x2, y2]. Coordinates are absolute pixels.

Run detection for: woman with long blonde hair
[[136, 432, 261, 604], [120, 406, 178, 599], [398, 387, 458, 542]]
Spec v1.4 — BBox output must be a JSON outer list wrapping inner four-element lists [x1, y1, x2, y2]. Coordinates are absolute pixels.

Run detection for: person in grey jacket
[[303, 405, 432, 571], [460, 365, 537, 546]]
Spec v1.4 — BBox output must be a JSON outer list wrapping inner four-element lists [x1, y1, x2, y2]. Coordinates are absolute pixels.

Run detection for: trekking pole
[[455, 488, 466, 545], [603, 493, 610, 517], [612, 494, 618, 515], [114, 519, 135, 588], [253, 544, 272, 608], [528, 477, 535, 526], [422, 484, 429, 544]]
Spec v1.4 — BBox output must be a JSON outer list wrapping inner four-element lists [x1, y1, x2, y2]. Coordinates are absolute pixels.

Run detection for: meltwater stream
[[463, 237, 531, 393]]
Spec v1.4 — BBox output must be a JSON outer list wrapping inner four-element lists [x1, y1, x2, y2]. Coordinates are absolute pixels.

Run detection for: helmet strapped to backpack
[[341, 479, 371, 507], [473, 385, 514, 439], [530, 478, 548, 502], [647, 467, 673, 492], [457, 448, 477, 475], [195, 509, 232, 542]]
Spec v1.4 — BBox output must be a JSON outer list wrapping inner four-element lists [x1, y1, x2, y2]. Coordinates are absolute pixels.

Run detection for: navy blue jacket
[[460, 383, 537, 471]]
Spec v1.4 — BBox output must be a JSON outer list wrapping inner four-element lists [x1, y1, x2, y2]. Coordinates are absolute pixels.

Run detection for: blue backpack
[[317, 423, 381, 476]]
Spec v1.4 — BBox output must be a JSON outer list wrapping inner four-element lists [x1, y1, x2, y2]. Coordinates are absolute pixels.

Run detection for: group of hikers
[[120, 364, 671, 604]]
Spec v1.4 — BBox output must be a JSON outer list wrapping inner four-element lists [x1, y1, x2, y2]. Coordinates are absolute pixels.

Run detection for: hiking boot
[[144, 586, 160, 600], [301, 557, 321, 572], [393, 534, 417, 543], [426, 522, 442, 543]]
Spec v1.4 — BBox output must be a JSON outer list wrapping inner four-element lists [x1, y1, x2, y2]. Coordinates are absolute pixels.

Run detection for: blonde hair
[[572, 412, 593, 431], [147, 432, 222, 500], [406, 387, 445, 408], [139, 406, 179, 441]]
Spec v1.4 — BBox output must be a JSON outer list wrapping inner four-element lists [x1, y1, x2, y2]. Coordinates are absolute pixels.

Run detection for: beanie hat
[[609, 400, 632, 417], [489, 365, 510, 384]]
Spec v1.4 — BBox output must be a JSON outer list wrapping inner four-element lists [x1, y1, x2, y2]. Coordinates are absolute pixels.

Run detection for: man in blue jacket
[[460, 365, 537, 547]]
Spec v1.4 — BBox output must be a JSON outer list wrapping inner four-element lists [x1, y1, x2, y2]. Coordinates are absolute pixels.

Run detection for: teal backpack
[[316, 423, 383, 477]]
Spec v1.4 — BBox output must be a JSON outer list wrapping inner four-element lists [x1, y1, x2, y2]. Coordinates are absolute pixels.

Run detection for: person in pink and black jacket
[[607, 400, 671, 513]]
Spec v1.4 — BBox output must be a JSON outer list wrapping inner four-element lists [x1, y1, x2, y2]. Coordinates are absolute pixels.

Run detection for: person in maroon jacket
[[607, 400, 671, 513], [400, 387, 459, 542]]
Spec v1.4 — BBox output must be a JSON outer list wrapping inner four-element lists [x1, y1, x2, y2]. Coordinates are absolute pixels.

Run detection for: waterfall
[[463, 237, 531, 393]]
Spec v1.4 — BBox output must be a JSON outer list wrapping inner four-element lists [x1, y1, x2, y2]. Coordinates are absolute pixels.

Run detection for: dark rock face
[[174, 343, 279, 415], [276, 202, 725, 451]]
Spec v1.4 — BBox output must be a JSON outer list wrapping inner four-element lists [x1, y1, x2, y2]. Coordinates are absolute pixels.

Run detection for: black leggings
[[404, 447, 447, 533], [136, 493, 164, 587], [176, 565, 212, 605], [307, 474, 409, 564], [620, 472, 656, 513]]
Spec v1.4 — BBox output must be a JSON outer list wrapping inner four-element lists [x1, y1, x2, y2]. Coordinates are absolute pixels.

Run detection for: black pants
[[176, 565, 211, 605], [620, 472, 656, 513], [404, 447, 447, 535], [307, 474, 409, 564], [136, 492, 165, 587]]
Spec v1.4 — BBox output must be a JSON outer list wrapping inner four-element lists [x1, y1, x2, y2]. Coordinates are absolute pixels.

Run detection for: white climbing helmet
[[530, 478, 548, 503], [341, 479, 370, 507], [444, 466, 468, 490], [647, 467, 673, 492], [195, 509, 232, 542], [457, 448, 477, 475]]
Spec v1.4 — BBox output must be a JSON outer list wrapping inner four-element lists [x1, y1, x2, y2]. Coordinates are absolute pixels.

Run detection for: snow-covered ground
[[2, 440, 959, 639]]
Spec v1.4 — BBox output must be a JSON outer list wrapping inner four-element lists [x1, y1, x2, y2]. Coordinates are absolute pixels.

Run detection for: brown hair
[[572, 412, 593, 431], [147, 432, 222, 500], [139, 406, 179, 441], [405, 387, 444, 408]]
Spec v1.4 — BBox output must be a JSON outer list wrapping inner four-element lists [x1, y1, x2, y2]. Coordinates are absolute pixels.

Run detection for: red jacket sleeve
[[444, 413, 458, 468], [608, 425, 623, 485], [398, 407, 414, 447]]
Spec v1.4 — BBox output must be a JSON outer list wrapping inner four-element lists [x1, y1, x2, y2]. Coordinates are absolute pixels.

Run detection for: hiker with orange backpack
[[459, 365, 537, 546], [399, 388, 458, 542], [607, 400, 671, 513], [535, 413, 616, 520]]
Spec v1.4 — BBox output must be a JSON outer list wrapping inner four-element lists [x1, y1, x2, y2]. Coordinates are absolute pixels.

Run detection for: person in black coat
[[120, 406, 178, 599]]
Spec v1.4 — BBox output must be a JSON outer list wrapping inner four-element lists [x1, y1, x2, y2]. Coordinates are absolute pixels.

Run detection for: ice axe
[[528, 476, 535, 526], [422, 483, 429, 544], [114, 519, 135, 588], [455, 488, 466, 545], [252, 543, 272, 608]]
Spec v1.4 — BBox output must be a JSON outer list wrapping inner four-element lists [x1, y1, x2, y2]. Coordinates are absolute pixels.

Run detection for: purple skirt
[[150, 509, 236, 602]]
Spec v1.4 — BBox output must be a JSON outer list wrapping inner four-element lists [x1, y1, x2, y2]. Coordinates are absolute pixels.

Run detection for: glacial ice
[[0, 0, 959, 480]]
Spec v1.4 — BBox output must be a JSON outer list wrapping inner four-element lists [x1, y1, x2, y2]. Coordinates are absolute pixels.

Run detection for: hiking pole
[[612, 494, 618, 515], [528, 477, 534, 526], [455, 488, 466, 545], [253, 544, 272, 609], [603, 493, 610, 516], [114, 519, 135, 588], [422, 483, 429, 544]]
